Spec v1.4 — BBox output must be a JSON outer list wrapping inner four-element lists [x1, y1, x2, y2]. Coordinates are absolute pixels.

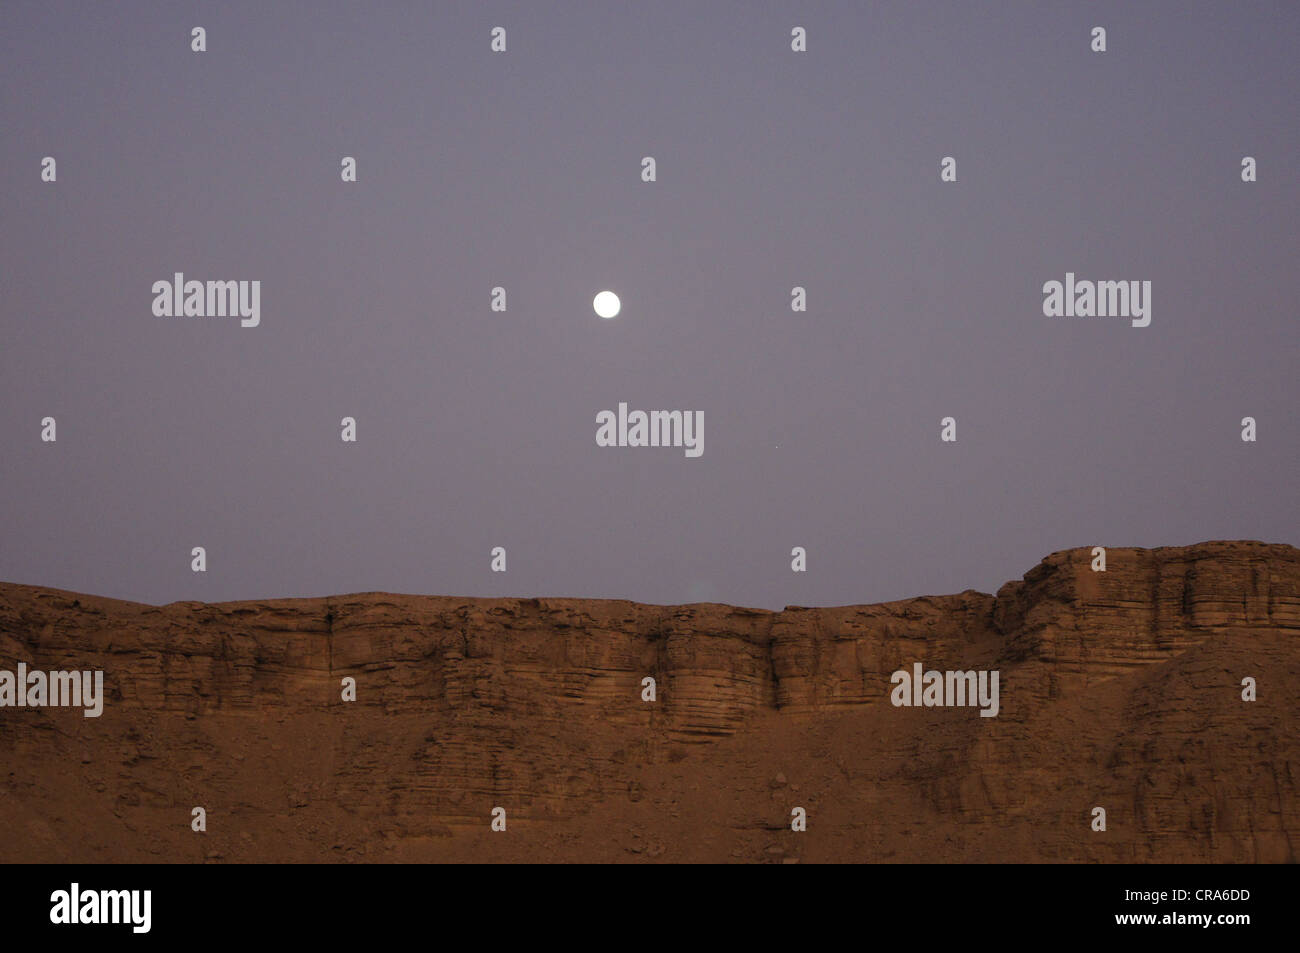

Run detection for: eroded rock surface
[[0, 540, 1295, 862]]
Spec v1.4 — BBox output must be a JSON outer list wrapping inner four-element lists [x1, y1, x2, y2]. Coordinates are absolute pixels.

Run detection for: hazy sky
[[2, 1, 1296, 610]]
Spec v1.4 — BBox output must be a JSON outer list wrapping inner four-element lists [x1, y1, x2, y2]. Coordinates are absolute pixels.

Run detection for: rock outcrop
[[0, 540, 1295, 862]]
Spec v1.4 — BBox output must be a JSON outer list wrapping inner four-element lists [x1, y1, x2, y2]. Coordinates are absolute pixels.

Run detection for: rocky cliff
[[0, 540, 1296, 863]]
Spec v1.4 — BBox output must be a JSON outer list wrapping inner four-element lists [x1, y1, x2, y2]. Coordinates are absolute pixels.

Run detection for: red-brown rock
[[0, 540, 1294, 862]]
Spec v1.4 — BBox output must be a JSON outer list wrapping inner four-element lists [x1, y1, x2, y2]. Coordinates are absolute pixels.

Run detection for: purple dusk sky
[[2, 1, 1296, 609]]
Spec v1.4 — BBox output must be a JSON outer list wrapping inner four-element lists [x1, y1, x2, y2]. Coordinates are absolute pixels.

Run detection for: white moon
[[593, 290, 621, 319]]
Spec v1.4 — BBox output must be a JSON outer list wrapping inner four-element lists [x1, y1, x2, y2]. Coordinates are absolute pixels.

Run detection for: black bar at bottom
[[1, 862, 1284, 941]]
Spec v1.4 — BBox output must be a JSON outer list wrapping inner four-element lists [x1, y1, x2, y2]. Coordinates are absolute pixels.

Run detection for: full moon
[[593, 290, 621, 319]]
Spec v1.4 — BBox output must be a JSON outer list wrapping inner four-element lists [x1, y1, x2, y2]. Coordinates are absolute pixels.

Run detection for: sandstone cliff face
[[0, 540, 1295, 863]]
